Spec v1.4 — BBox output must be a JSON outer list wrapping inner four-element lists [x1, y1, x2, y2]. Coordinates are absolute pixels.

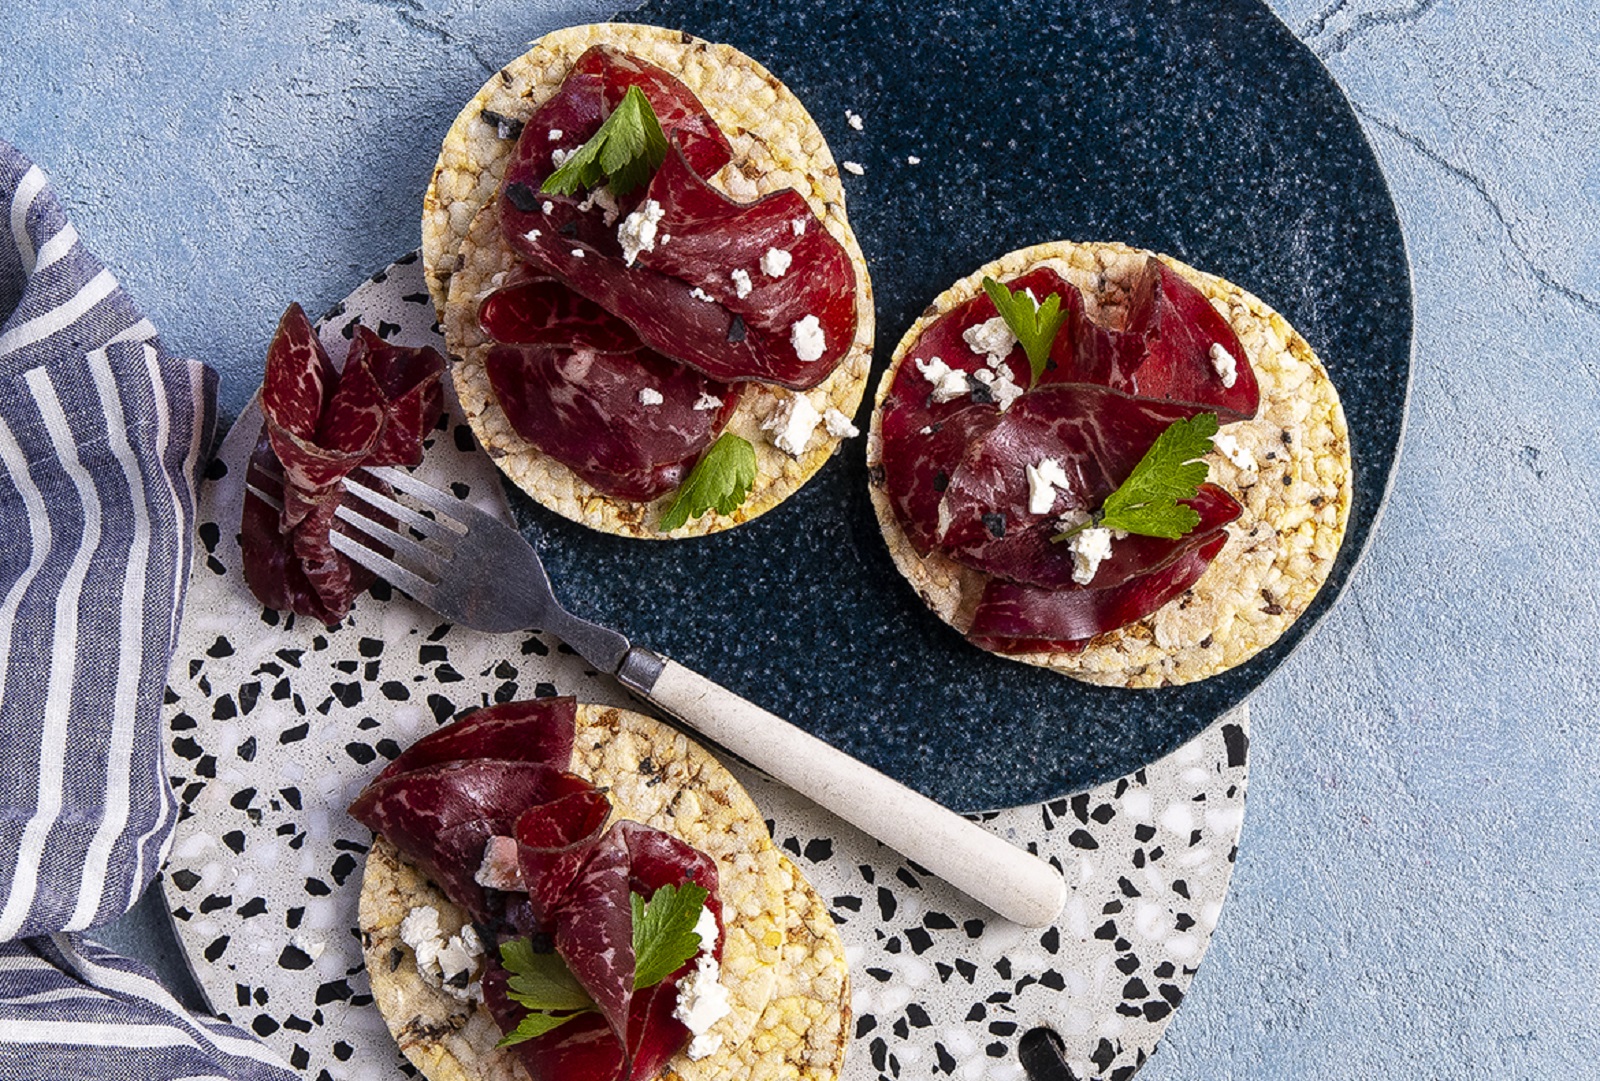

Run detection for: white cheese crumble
[[692, 392, 722, 412], [907, 155, 922, 165], [762, 394, 822, 457], [1068, 527, 1116, 585], [963, 316, 1019, 366], [570, 248, 586, 259], [548, 128, 564, 141], [551, 148, 572, 168], [541, 200, 554, 214], [638, 387, 665, 407], [577, 185, 621, 225], [731, 268, 753, 299], [474, 835, 523, 891], [759, 247, 793, 278], [522, 228, 541, 242], [1213, 431, 1257, 471], [617, 199, 665, 266], [1209, 342, 1238, 389], [674, 907, 731, 1061], [1025, 458, 1071, 515], [846, 109, 864, 131], [790, 314, 826, 362], [790, 217, 807, 237], [688, 286, 717, 304], [914, 356, 972, 404], [989, 366, 1025, 411], [823, 408, 860, 439], [400, 905, 484, 1003], [841, 161, 865, 176]]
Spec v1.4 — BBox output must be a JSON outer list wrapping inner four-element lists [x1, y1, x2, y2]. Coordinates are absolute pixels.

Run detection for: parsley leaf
[[495, 939, 596, 1048], [658, 433, 758, 532], [982, 276, 1067, 388], [1057, 413, 1219, 542], [632, 881, 711, 989], [542, 85, 668, 198], [493, 882, 712, 1047]]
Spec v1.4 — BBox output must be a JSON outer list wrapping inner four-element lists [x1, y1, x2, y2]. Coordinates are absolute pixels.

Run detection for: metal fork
[[248, 463, 1066, 927]]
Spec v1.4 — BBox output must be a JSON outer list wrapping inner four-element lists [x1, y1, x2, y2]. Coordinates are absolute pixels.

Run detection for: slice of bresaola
[[879, 256, 1253, 647], [241, 303, 444, 625], [492, 44, 857, 391], [480, 277, 741, 501]]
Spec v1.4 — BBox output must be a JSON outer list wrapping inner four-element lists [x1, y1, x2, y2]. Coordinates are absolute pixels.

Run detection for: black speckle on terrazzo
[[491, 0, 1412, 811]]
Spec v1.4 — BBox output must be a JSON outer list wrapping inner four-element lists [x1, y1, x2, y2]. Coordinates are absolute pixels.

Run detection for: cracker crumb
[[841, 161, 865, 176]]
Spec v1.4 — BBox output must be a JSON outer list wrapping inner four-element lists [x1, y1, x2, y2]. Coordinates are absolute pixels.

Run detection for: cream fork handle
[[641, 658, 1066, 928]]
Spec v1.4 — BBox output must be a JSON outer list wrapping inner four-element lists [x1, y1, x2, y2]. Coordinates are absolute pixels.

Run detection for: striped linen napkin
[[0, 142, 293, 1079]]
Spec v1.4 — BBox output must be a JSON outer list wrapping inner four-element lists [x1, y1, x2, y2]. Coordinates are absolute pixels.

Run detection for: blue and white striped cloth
[[0, 142, 294, 1079]]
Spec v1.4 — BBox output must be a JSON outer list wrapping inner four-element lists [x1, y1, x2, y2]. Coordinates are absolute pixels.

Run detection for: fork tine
[[365, 465, 476, 524], [342, 473, 461, 542], [326, 530, 441, 602], [331, 503, 446, 579]]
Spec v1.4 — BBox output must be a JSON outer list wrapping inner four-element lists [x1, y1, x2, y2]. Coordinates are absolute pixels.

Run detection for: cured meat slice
[[933, 386, 1211, 581], [241, 303, 445, 624], [480, 275, 740, 500], [367, 698, 578, 788], [348, 759, 589, 921], [968, 529, 1230, 653], [493, 47, 856, 390], [514, 787, 612, 927]]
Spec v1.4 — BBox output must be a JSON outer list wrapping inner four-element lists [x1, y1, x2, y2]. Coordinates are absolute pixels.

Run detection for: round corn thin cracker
[[358, 704, 850, 1081], [866, 240, 1352, 688], [424, 24, 875, 538]]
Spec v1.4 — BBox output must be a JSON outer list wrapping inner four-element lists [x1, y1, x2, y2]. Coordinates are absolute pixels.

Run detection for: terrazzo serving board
[[162, 260, 1251, 1081]]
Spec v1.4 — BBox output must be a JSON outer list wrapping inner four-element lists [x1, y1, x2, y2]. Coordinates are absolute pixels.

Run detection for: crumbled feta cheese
[[675, 908, 731, 1061], [1209, 342, 1238, 388], [617, 199, 665, 266], [846, 109, 864, 131], [759, 247, 793, 278], [548, 128, 564, 141], [762, 394, 822, 457], [989, 364, 1025, 411], [823, 408, 860, 439], [790, 217, 807, 237], [731, 268, 753, 298], [1068, 527, 1116, 585], [907, 155, 922, 165], [551, 148, 572, 168], [1026, 458, 1071, 515], [475, 835, 523, 891], [577, 185, 621, 225], [399, 905, 484, 1003], [841, 161, 865, 176], [1213, 431, 1257, 471], [790, 314, 826, 362], [688, 287, 717, 304], [963, 316, 1019, 366], [693, 392, 722, 412], [522, 228, 541, 242], [919, 425, 935, 435], [541, 200, 554, 214], [638, 387, 665, 406], [914, 356, 972, 404], [570, 248, 585, 258]]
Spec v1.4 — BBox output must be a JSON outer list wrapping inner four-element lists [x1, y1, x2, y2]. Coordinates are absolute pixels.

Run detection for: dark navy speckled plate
[[508, 0, 1412, 811]]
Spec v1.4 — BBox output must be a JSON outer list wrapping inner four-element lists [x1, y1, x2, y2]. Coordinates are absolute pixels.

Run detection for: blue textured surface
[[8, 0, 1599, 1076], [510, 0, 1410, 810]]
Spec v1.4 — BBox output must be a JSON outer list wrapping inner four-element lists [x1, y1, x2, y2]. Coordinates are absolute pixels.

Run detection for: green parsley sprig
[[981, 276, 1067, 388], [658, 433, 758, 533], [542, 85, 668, 198], [1055, 413, 1220, 543], [496, 882, 712, 1047]]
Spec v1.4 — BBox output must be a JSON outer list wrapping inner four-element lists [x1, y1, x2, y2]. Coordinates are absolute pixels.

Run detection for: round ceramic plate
[[162, 256, 1251, 1081], [475, 0, 1410, 810]]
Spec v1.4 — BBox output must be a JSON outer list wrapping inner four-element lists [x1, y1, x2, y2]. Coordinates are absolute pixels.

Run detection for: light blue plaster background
[[5, 0, 1595, 1077]]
